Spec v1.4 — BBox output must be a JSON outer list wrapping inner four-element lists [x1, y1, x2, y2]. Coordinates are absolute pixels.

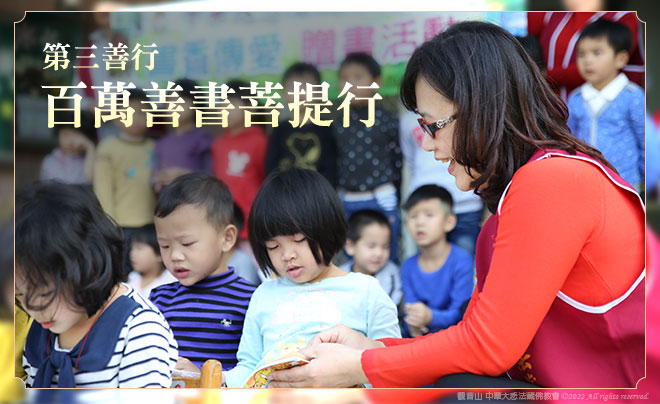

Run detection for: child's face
[[155, 204, 236, 287], [226, 97, 246, 130], [124, 99, 147, 137], [178, 96, 195, 126], [405, 199, 456, 248], [345, 223, 390, 275], [576, 36, 628, 91], [15, 273, 87, 334], [129, 241, 162, 276], [339, 62, 379, 101], [265, 233, 332, 284], [58, 128, 88, 156]]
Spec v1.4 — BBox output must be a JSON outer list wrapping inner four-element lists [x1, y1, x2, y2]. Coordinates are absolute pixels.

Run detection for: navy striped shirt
[[149, 268, 256, 370], [23, 284, 178, 388]]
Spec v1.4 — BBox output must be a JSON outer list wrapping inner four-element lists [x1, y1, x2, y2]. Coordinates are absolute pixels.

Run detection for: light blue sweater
[[567, 81, 645, 190], [224, 272, 401, 387]]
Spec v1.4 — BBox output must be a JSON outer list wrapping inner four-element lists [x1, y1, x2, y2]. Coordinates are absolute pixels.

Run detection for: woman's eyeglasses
[[417, 116, 455, 139]]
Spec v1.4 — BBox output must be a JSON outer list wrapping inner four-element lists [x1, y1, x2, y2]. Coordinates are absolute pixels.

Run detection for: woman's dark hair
[[400, 20, 615, 213], [129, 223, 160, 256], [249, 168, 348, 276], [15, 182, 124, 317]]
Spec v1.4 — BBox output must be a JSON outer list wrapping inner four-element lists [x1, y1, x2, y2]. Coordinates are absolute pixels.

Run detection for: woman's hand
[[307, 324, 385, 350], [267, 343, 369, 388]]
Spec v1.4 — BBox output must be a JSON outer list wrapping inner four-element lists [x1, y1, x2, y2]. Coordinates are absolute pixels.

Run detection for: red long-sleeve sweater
[[361, 157, 645, 387]]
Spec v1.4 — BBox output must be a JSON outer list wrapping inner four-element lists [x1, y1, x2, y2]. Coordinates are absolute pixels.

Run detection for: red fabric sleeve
[[362, 158, 612, 387]]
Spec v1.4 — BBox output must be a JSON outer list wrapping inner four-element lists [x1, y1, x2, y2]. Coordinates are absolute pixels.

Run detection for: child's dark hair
[[283, 62, 321, 84], [404, 185, 454, 213], [15, 182, 124, 317], [130, 223, 160, 256], [174, 78, 199, 100], [155, 172, 233, 230], [128, 87, 148, 102], [515, 35, 545, 71], [249, 168, 348, 276], [225, 79, 252, 105], [232, 202, 244, 235], [54, 110, 98, 143], [578, 19, 632, 54], [340, 52, 381, 78], [400, 20, 614, 213], [347, 209, 391, 243]]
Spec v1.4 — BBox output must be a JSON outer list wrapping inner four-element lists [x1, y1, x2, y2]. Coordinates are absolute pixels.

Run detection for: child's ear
[[220, 224, 238, 253], [444, 213, 457, 233], [345, 240, 356, 257], [615, 50, 629, 70]]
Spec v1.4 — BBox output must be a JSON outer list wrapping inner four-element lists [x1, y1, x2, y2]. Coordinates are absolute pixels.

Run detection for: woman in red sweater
[[267, 21, 645, 389]]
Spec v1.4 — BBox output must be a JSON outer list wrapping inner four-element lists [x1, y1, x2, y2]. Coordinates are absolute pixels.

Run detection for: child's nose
[[170, 247, 185, 262], [282, 247, 296, 261]]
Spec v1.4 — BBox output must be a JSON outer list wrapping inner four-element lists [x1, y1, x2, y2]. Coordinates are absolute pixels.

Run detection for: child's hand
[[175, 357, 201, 373], [407, 324, 428, 337], [404, 302, 432, 329], [307, 324, 384, 351]]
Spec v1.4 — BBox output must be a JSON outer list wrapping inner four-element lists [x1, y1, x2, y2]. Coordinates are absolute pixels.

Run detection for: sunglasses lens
[[417, 120, 433, 139]]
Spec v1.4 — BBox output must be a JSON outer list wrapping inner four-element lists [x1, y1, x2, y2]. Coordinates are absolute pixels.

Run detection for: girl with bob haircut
[[222, 168, 400, 387], [15, 182, 178, 388], [266, 21, 645, 389]]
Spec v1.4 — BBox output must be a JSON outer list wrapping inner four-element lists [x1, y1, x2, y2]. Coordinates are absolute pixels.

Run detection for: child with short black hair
[[223, 168, 400, 387], [211, 79, 268, 241], [265, 62, 337, 186], [334, 52, 402, 261], [401, 185, 474, 337], [127, 224, 176, 298], [152, 78, 214, 193], [568, 19, 645, 191], [149, 173, 257, 372], [340, 209, 402, 306], [40, 110, 97, 184], [16, 182, 177, 387]]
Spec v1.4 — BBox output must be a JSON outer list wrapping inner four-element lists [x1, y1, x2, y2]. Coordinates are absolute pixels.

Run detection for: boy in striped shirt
[[150, 173, 257, 372]]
